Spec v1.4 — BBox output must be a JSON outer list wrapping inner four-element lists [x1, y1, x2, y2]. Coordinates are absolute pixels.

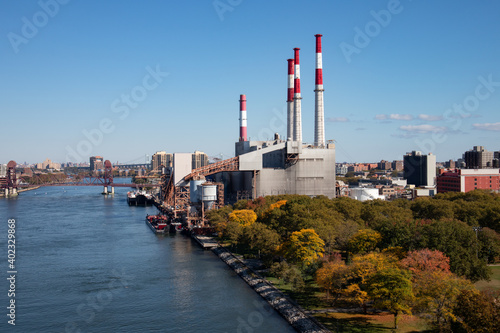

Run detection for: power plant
[[158, 34, 336, 229]]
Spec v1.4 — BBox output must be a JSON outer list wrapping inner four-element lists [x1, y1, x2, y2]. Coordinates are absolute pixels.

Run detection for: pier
[[192, 235, 219, 249]]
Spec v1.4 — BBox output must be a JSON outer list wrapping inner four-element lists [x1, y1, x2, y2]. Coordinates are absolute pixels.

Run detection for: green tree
[[478, 227, 500, 263], [269, 261, 304, 291], [416, 220, 490, 281], [411, 197, 456, 220], [240, 222, 280, 259], [367, 267, 414, 329]]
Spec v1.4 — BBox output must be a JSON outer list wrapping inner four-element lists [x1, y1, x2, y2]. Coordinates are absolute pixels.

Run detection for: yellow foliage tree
[[348, 229, 382, 254], [269, 200, 287, 211], [228, 209, 257, 227], [282, 228, 325, 267], [316, 257, 350, 300]]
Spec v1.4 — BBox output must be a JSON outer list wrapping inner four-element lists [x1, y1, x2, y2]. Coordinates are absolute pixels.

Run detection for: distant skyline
[[2, 0, 499, 164]]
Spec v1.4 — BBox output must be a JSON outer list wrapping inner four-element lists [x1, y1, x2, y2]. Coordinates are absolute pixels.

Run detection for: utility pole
[[472, 226, 482, 259]]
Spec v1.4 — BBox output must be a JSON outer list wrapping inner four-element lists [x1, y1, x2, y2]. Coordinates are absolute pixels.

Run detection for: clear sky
[[2, 0, 499, 164]]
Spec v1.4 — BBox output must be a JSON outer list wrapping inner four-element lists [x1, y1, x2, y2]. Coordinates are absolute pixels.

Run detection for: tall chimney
[[287, 58, 295, 141], [239, 94, 247, 142], [293, 48, 302, 143], [314, 34, 325, 147]]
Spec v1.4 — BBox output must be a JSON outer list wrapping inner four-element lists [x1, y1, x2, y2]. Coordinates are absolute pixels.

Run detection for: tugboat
[[145, 215, 169, 234]]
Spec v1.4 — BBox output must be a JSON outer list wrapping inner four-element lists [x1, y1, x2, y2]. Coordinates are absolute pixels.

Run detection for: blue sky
[[1, 0, 499, 164]]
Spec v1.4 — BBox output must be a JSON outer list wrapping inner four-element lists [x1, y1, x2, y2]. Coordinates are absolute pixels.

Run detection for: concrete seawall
[[213, 247, 330, 333]]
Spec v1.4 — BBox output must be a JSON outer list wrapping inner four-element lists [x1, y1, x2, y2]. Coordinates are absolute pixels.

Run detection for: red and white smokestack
[[314, 34, 325, 147], [293, 48, 302, 143], [287, 58, 295, 141], [239, 94, 247, 142]]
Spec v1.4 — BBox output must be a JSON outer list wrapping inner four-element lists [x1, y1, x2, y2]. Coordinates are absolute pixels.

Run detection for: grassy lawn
[[265, 276, 331, 310], [265, 276, 433, 332], [314, 313, 432, 333], [475, 265, 500, 291]]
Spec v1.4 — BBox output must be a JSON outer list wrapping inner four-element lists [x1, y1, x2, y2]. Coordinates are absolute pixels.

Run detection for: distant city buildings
[[36, 158, 61, 170], [403, 151, 436, 187]]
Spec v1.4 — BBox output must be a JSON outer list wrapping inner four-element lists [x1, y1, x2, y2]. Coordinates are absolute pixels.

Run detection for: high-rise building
[[378, 160, 391, 170], [392, 160, 404, 171], [90, 156, 104, 171], [463, 146, 494, 169], [151, 151, 172, 171], [444, 159, 456, 169], [403, 151, 436, 187], [192, 151, 209, 170]]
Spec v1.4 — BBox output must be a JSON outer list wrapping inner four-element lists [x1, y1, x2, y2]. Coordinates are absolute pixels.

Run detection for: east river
[[0, 180, 295, 332]]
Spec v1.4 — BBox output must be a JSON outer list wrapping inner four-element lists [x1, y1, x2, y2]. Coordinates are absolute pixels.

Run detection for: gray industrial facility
[[212, 138, 336, 202]]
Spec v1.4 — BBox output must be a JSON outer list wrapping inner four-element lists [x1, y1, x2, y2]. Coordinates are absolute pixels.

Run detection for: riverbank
[[213, 246, 330, 333]]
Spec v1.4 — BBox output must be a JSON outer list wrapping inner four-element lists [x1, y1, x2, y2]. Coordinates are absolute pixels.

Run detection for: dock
[[192, 235, 219, 249]]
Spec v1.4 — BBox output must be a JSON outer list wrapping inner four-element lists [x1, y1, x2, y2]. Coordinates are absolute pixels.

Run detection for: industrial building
[[159, 34, 336, 227], [214, 34, 335, 201]]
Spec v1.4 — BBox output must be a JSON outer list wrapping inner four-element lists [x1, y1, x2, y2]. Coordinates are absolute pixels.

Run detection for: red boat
[[145, 215, 169, 234]]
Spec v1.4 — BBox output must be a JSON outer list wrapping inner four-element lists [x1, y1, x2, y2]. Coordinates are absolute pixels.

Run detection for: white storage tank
[[349, 187, 385, 202], [190, 180, 204, 203], [201, 185, 217, 202]]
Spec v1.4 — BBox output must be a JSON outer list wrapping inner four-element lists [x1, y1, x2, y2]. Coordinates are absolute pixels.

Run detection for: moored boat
[[128, 190, 154, 206], [145, 215, 169, 234], [127, 191, 137, 205]]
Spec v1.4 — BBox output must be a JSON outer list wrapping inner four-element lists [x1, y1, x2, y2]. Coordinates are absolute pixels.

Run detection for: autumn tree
[[315, 254, 350, 303], [413, 271, 475, 332], [281, 228, 325, 268], [367, 267, 414, 329], [400, 249, 451, 275], [228, 209, 257, 227], [348, 229, 382, 255], [206, 205, 233, 238], [345, 253, 398, 312], [452, 289, 500, 333], [400, 248, 475, 331]]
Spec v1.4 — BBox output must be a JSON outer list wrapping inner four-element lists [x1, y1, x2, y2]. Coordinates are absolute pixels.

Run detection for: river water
[[0, 180, 295, 332]]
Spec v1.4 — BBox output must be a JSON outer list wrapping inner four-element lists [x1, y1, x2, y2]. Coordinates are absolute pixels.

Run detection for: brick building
[[437, 169, 500, 193]]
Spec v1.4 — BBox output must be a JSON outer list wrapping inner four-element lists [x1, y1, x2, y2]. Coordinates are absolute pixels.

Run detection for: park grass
[[266, 276, 434, 332], [314, 312, 432, 333], [475, 265, 500, 291], [265, 276, 330, 310]]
